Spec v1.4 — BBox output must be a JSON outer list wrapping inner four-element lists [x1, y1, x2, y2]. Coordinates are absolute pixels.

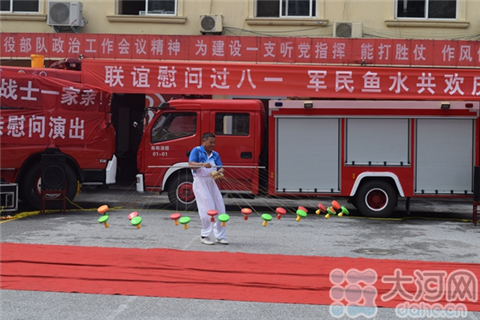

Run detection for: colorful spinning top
[[326, 206, 336, 219], [179, 216, 191, 229], [325, 201, 350, 218], [296, 209, 307, 221], [97, 205, 108, 214], [241, 208, 252, 220], [332, 200, 341, 211], [170, 213, 182, 226], [98, 215, 109, 228], [338, 206, 350, 217], [275, 207, 286, 219], [218, 214, 230, 227], [131, 216, 142, 229], [298, 206, 308, 214], [262, 213, 272, 227], [316, 203, 327, 215], [207, 209, 218, 222], [128, 211, 138, 220]]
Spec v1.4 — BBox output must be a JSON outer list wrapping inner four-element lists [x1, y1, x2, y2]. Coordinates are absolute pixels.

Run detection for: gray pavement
[[1, 186, 479, 319]]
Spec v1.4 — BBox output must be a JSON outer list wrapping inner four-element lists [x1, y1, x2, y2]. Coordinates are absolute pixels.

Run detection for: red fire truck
[[0, 70, 117, 209], [136, 98, 479, 217]]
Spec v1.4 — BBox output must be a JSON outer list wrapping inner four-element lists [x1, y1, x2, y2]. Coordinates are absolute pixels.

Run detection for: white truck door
[[415, 118, 474, 194], [275, 117, 340, 193]]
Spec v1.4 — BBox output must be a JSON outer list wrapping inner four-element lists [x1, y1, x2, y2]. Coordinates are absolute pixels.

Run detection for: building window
[[256, 0, 316, 18], [0, 0, 39, 12], [118, 0, 176, 15], [396, 0, 456, 19]]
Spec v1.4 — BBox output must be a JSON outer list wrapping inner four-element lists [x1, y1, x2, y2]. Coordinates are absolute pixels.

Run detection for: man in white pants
[[188, 132, 228, 245]]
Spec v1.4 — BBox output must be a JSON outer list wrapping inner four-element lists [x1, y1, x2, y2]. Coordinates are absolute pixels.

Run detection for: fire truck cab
[[136, 98, 266, 210]]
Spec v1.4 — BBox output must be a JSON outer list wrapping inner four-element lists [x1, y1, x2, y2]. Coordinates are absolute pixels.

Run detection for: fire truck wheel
[[22, 163, 77, 210], [354, 180, 397, 218], [167, 172, 197, 211]]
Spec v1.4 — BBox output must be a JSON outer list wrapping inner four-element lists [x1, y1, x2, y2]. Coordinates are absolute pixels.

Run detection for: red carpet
[[1, 242, 479, 310]]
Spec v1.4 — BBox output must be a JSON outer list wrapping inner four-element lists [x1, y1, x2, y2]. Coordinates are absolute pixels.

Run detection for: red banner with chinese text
[[2, 33, 480, 68], [0, 108, 110, 147], [82, 59, 480, 100], [0, 70, 110, 112], [0, 70, 112, 147]]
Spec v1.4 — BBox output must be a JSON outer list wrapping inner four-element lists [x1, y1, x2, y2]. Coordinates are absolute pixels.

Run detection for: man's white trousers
[[193, 176, 226, 239]]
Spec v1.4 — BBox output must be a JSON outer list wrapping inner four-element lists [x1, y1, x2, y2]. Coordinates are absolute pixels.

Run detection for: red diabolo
[[275, 207, 286, 219], [170, 213, 181, 226], [298, 206, 308, 213], [241, 208, 252, 220], [128, 212, 138, 220], [207, 210, 218, 222]]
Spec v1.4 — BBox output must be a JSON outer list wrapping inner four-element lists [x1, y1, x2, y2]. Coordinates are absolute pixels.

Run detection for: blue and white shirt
[[189, 145, 223, 178]]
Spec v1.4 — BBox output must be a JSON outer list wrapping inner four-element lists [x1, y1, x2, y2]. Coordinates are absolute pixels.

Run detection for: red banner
[[2, 33, 480, 68], [0, 70, 112, 146], [0, 70, 110, 112], [0, 66, 81, 83], [82, 59, 480, 100], [0, 108, 109, 146]]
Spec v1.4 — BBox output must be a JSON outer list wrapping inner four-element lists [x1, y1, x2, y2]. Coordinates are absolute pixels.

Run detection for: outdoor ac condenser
[[48, 1, 84, 27], [200, 14, 223, 34], [333, 22, 363, 38]]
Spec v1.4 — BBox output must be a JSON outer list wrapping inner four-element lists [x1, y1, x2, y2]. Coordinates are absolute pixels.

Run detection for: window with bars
[[256, 0, 316, 18], [0, 0, 39, 12], [396, 0, 457, 19], [118, 0, 176, 15]]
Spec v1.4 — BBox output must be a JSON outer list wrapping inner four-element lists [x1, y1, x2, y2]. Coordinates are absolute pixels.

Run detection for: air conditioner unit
[[333, 22, 362, 38], [200, 14, 223, 34], [48, 1, 84, 27]]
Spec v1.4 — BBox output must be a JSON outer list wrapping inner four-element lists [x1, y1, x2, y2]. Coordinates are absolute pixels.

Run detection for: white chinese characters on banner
[[0, 79, 99, 106], [93, 61, 480, 99], [1, 115, 85, 140], [3, 33, 480, 68], [29, 115, 45, 138], [157, 66, 177, 88], [6, 115, 25, 138]]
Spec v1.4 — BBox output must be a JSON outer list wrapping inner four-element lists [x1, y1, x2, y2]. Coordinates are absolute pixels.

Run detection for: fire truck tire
[[167, 172, 197, 211], [22, 163, 77, 210], [354, 180, 397, 218]]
